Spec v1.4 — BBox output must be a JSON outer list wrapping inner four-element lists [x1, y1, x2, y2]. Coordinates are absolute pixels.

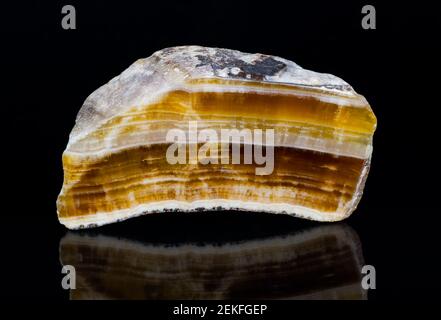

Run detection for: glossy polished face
[[57, 47, 376, 229], [58, 143, 365, 218]]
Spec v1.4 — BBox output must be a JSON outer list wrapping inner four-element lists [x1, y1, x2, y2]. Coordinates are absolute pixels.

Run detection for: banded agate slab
[[57, 46, 377, 229]]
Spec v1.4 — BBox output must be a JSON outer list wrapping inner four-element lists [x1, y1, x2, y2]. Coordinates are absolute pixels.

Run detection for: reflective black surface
[[59, 214, 366, 300]]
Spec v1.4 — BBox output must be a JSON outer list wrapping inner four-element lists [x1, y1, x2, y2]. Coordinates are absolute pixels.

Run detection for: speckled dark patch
[[195, 50, 286, 81]]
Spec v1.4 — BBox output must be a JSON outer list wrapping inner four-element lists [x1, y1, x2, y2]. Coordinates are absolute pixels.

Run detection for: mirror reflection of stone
[[59, 214, 366, 300]]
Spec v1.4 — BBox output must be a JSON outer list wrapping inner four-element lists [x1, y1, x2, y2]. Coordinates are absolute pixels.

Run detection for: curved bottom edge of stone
[[58, 200, 354, 229]]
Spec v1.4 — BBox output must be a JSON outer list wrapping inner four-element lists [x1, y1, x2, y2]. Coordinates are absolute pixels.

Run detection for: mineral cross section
[[57, 46, 377, 229]]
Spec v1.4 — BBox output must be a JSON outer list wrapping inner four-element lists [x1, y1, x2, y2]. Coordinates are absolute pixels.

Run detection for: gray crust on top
[[68, 46, 355, 146]]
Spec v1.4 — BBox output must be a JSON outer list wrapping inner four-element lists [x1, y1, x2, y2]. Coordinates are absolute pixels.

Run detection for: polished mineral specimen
[[57, 46, 377, 229], [60, 224, 366, 299]]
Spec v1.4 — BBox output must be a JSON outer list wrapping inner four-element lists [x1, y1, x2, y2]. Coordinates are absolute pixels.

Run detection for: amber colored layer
[[58, 144, 365, 219], [191, 90, 375, 134], [71, 84, 376, 153]]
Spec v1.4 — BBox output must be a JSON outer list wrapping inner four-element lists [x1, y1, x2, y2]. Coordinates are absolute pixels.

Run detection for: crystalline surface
[[57, 46, 377, 229]]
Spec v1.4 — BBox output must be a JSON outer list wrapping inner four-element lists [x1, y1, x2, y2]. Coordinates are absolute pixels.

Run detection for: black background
[[1, 0, 440, 302]]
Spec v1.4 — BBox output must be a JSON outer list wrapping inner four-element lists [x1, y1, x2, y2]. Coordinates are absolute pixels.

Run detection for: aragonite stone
[[57, 46, 377, 229], [60, 225, 366, 299]]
